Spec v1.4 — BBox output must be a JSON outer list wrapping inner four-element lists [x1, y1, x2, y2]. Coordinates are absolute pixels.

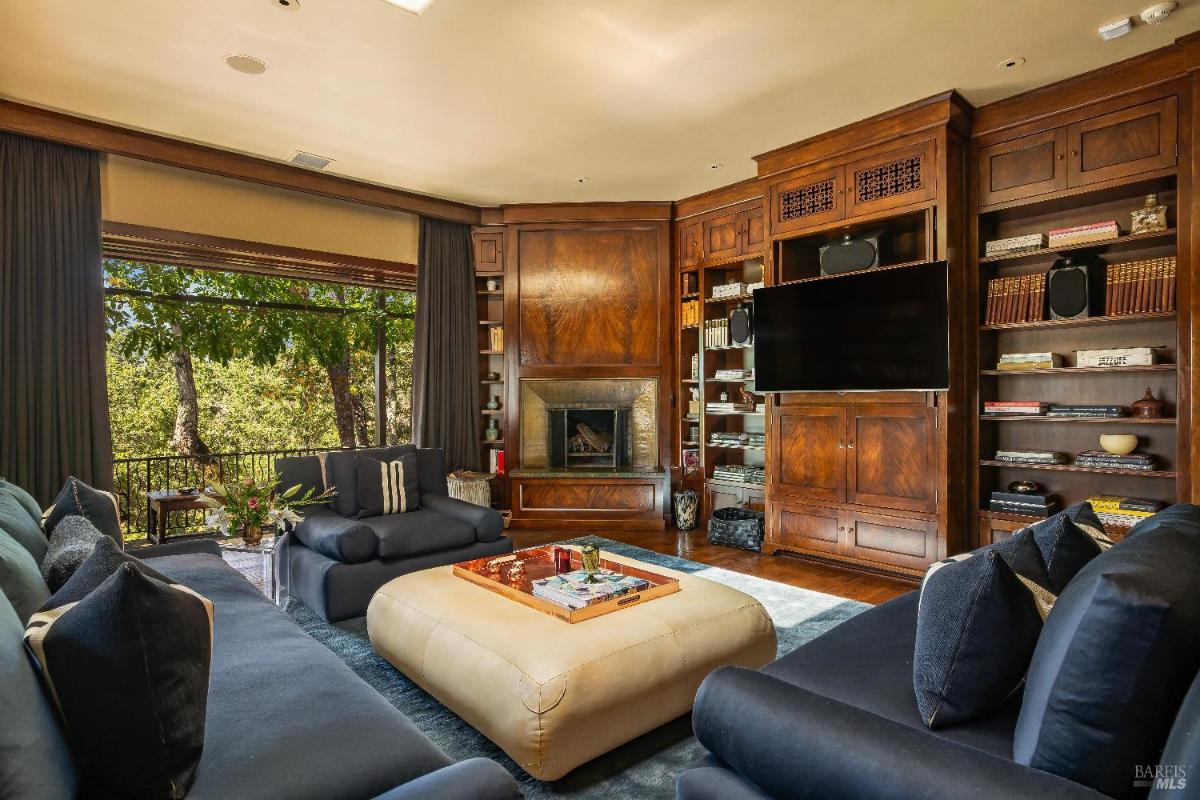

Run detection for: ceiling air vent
[[289, 151, 334, 170]]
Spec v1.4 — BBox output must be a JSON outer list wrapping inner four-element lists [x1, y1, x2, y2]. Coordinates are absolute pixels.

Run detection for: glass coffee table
[[217, 532, 290, 607]]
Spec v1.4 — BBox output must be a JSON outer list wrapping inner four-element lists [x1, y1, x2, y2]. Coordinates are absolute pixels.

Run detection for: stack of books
[[989, 490, 1061, 518], [532, 570, 651, 611], [1075, 450, 1157, 471], [1105, 257, 1176, 315], [1087, 495, 1164, 528], [983, 401, 1049, 416], [985, 233, 1046, 258], [707, 401, 751, 413], [1047, 220, 1120, 247], [994, 450, 1068, 465], [489, 326, 505, 351], [1046, 404, 1126, 418], [1075, 347, 1156, 368], [996, 352, 1062, 370], [714, 368, 754, 380], [710, 432, 750, 446], [681, 300, 700, 327], [984, 273, 1046, 325], [713, 465, 765, 485], [712, 282, 747, 300]]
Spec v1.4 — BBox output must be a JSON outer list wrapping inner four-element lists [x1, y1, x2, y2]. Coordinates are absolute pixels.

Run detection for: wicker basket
[[707, 507, 765, 552], [447, 471, 493, 508]]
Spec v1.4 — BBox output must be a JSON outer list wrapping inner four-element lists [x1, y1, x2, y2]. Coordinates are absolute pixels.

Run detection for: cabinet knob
[[837, 441, 845, 449], [1070, 150, 1078, 157], [1056, 153, 1065, 161], [848, 441, 856, 449]]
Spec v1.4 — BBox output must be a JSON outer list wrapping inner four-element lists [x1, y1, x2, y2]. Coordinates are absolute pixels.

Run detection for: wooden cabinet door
[[678, 222, 703, 269], [1067, 96, 1177, 187], [845, 510, 938, 571], [767, 501, 843, 557], [738, 206, 766, 256], [845, 140, 937, 218], [744, 486, 766, 512], [771, 405, 847, 503], [702, 213, 741, 262], [977, 129, 1067, 207], [769, 166, 845, 236], [705, 482, 745, 517], [977, 514, 1024, 550], [846, 404, 936, 514], [471, 229, 504, 273]]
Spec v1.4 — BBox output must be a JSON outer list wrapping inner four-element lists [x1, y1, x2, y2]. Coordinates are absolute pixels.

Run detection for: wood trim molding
[[102, 222, 417, 290], [485, 202, 673, 225], [674, 177, 765, 221], [0, 98, 481, 225]]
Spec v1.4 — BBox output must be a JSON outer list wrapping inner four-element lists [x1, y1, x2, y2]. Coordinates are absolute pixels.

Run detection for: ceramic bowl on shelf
[[1099, 434, 1139, 455]]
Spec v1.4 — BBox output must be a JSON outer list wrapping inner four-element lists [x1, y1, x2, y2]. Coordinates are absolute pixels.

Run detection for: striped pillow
[[355, 453, 420, 518]]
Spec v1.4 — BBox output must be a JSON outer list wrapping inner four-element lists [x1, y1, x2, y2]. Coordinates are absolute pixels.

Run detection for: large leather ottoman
[[366, 547, 777, 780]]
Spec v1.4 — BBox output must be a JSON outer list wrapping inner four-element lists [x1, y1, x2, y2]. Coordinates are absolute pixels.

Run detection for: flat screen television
[[753, 260, 949, 392]]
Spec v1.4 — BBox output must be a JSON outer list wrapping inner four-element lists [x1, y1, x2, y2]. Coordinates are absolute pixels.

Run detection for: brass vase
[[241, 524, 265, 546]]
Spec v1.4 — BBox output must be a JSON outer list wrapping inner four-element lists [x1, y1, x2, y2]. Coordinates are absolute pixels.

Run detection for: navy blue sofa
[[678, 504, 1200, 800], [276, 446, 512, 622], [1, 536, 522, 800]]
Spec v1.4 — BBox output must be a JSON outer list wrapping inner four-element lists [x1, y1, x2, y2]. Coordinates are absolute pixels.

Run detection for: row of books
[[993, 449, 1160, 471], [1105, 257, 1176, 315], [488, 326, 505, 352], [982, 402, 1127, 418], [1047, 220, 1119, 248], [488, 449, 506, 475], [704, 319, 743, 348], [681, 300, 701, 327], [712, 464, 765, 485], [1088, 495, 1165, 528], [984, 273, 1046, 325], [989, 490, 1060, 518], [709, 431, 766, 447]]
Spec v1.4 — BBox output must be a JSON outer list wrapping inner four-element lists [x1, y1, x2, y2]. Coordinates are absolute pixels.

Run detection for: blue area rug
[[284, 536, 868, 799]]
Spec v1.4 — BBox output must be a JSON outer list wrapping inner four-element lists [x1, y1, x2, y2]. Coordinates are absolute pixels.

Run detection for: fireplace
[[548, 406, 632, 469]]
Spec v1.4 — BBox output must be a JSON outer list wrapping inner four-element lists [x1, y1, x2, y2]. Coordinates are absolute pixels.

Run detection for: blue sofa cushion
[[293, 508, 377, 564], [44, 477, 122, 548], [1021, 502, 1110, 593], [0, 479, 43, 524], [1015, 504, 1200, 799], [275, 455, 329, 512], [914, 547, 1043, 728], [361, 509, 476, 559], [325, 446, 415, 517], [0, 491, 47, 563], [24, 561, 213, 800], [415, 448, 448, 497], [144, 552, 454, 800], [421, 493, 504, 543], [357, 453, 420, 517], [0, 527, 49, 623], [763, 591, 1020, 758], [0, 590, 77, 799]]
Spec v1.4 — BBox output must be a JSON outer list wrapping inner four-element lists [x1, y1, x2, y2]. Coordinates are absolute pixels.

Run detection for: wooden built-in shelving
[[979, 228, 1176, 264], [980, 460, 1177, 478], [980, 364, 1176, 376]]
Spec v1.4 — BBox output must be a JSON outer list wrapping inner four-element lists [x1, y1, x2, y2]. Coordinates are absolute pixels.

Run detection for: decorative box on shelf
[[985, 233, 1046, 257], [1075, 347, 1157, 368], [711, 282, 747, 300], [1047, 220, 1120, 248]]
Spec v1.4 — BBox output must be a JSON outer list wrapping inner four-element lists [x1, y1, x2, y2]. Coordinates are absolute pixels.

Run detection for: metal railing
[[113, 447, 332, 540]]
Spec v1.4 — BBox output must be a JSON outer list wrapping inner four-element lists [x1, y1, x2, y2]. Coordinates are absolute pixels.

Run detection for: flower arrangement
[[198, 477, 335, 545]]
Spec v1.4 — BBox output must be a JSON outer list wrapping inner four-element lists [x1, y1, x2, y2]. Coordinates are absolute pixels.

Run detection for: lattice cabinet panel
[[780, 178, 836, 221], [769, 166, 846, 235], [845, 140, 936, 217], [855, 154, 923, 204]]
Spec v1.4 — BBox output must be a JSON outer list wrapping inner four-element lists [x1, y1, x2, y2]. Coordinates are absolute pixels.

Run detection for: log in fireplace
[[547, 405, 632, 469]]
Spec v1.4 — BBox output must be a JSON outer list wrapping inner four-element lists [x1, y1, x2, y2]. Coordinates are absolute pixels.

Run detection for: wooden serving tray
[[452, 546, 680, 623]]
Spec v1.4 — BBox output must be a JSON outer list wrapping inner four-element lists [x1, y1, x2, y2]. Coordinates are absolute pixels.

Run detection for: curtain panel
[[412, 217, 480, 471], [0, 132, 111, 504]]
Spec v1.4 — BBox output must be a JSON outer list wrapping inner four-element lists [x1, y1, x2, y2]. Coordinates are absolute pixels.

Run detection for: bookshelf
[[972, 169, 1183, 542], [474, 254, 508, 508]]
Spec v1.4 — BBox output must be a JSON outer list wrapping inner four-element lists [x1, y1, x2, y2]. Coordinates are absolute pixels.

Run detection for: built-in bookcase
[[473, 229, 508, 509]]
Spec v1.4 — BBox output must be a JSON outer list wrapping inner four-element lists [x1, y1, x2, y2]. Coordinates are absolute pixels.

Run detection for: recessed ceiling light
[[380, 0, 435, 14], [289, 151, 334, 170], [708, 163, 724, 170], [575, 176, 590, 184], [225, 54, 268, 75], [271, 0, 299, 9], [997, 57, 1026, 70]]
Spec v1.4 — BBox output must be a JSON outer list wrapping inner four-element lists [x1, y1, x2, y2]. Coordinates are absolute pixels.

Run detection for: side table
[[217, 532, 291, 607]]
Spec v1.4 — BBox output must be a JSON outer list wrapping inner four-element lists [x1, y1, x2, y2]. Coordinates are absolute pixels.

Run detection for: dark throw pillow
[[44, 477, 122, 547], [1014, 504, 1200, 799], [913, 549, 1043, 728], [0, 528, 50, 624], [356, 453, 420, 517], [1022, 501, 1111, 593], [24, 561, 213, 800], [42, 536, 172, 612], [40, 515, 106, 592], [0, 491, 48, 564]]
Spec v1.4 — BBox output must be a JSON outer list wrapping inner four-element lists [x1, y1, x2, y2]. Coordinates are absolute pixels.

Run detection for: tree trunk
[[326, 357, 357, 448], [351, 391, 372, 447], [170, 347, 210, 457]]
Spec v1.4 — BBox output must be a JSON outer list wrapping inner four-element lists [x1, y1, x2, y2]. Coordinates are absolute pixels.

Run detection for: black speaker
[[729, 304, 753, 345], [1047, 257, 1106, 320], [819, 231, 884, 275]]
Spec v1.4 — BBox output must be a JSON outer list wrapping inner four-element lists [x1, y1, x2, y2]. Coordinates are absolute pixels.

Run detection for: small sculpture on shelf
[[486, 395, 502, 410], [1130, 194, 1168, 235], [485, 419, 501, 442], [1131, 387, 1166, 419]]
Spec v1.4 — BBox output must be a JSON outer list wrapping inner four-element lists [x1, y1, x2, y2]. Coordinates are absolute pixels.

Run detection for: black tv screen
[[753, 261, 949, 392]]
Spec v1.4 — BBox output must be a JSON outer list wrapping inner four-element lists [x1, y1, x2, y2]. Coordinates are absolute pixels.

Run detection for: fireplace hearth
[[548, 406, 632, 469]]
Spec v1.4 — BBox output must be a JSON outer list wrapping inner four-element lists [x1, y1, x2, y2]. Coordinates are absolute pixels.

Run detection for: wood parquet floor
[[507, 527, 914, 605]]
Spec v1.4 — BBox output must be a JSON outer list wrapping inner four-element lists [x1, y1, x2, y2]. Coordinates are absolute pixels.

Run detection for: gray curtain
[[0, 132, 111, 504], [412, 217, 480, 471]]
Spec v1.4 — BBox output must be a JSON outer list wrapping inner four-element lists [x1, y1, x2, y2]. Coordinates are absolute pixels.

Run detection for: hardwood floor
[[507, 527, 915, 605]]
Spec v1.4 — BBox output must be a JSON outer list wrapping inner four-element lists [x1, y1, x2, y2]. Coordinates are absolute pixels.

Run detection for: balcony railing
[[113, 447, 335, 540]]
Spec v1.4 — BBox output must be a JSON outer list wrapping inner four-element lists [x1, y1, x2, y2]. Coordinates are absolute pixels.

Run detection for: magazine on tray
[[531, 569, 651, 610]]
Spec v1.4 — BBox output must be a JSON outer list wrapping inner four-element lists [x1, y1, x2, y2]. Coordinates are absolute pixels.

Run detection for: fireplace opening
[[548, 406, 632, 469]]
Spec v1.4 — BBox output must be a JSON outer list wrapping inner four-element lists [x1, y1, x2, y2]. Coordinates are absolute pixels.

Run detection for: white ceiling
[[2, 0, 1198, 206]]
